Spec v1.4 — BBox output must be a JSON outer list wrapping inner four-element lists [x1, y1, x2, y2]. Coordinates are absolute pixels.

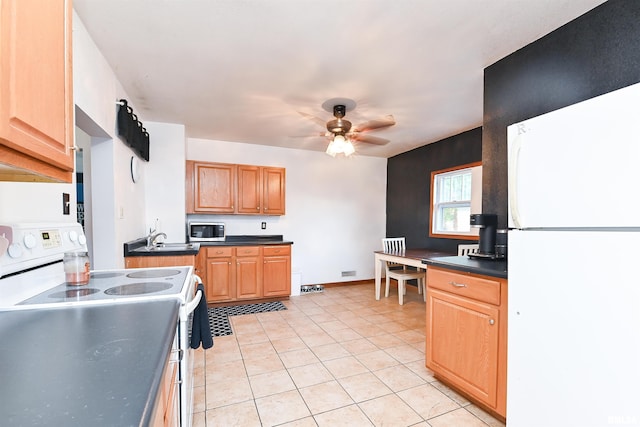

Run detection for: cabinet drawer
[[206, 247, 233, 257], [263, 245, 290, 256], [427, 267, 501, 305], [236, 246, 261, 256]]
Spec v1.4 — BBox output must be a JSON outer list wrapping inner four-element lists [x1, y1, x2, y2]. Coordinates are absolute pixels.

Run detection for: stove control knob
[[8, 243, 22, 258], [78, 234, 87, 245], [69, 230, 78, 243], [23, 233, 37, 249]]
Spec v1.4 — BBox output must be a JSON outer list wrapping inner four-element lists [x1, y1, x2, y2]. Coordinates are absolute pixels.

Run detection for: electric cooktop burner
[[104, 282, 173, 296], [49, 288, 101, 299], [16, 266, 192, 306], [126, 269, 181, 279], [91, 272, 125, 279]]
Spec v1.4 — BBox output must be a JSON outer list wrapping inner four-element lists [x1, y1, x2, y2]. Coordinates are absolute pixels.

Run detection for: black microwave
[[188, 222, 225, 242]]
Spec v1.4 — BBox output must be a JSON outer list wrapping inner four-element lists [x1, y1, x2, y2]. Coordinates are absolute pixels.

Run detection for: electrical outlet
[[261, 222, 266, 230], [62, 193, 70, 215]]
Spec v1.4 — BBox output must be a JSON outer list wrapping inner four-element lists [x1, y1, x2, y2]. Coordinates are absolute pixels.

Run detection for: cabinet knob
[[257, 207, 260, 210], [489, 319, 495, 325]]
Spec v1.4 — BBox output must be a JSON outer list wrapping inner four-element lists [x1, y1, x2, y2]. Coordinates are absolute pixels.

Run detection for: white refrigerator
[[507, 82, 640, 427]]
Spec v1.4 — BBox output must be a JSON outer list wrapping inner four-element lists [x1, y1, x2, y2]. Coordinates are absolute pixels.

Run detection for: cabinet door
[[426, 288, 500, 409], [235, 246, 261, 299], [206, 256, 234, 301], [263, 167, 285, 215], [0, 0, 74, 182], [237, 165, 261, 214], [188, 162, 236, 213], [263, 254, 291, 297], [194, 250, 207, 285]]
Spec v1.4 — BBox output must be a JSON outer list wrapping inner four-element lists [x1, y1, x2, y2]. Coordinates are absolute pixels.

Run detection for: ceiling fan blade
[[297, 111, 326, 128], [353, 115, 396, 132], [290, 131, 329, 138], [350, 133, 390, 145]]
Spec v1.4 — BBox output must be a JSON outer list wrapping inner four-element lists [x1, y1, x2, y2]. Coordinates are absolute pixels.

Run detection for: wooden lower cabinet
[[203, 247, 234, 301], [235, 246, 262, 299], [425, 266, 507, 419], [263, 245, 291, 297], [151, 336, 179, 427], [197, 245, 291, 303], [125, 255, 195, 269]]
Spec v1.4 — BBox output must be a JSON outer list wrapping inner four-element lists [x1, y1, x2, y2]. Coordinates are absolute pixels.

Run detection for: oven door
[[177, 275, 202, 427]]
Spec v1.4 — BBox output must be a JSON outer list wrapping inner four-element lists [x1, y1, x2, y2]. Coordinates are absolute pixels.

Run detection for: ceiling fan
[[299, 98, 396, 156]]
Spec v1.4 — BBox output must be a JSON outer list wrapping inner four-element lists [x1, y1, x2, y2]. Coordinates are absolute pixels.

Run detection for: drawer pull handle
[[489, 319, 495, 325], [448, 281, 467, 288]]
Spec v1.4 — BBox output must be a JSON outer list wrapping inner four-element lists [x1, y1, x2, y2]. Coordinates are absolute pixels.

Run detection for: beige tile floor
[[191, 282, 506, 427]]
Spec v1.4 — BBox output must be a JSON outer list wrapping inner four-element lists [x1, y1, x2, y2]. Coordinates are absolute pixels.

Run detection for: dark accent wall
[[483, 0, 640, 227], [386, 127, 482, 253]]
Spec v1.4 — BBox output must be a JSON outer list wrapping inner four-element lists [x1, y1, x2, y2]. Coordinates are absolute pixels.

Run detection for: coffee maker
[[470, 213, 497, 257]]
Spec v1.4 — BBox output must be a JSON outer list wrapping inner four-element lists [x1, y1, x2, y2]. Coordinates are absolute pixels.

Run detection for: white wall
[[143, 122, 187, 241], [73, 11, 148, 268], [187, 139, 387, 286], [0, 180, 76, 223]]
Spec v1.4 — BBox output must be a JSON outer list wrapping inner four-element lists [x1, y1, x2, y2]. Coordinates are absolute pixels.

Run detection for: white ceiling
[[74, 0, 606, 158]]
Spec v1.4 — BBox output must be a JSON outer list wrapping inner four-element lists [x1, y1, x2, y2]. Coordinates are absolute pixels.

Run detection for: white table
[[373, 249, 453, 300]]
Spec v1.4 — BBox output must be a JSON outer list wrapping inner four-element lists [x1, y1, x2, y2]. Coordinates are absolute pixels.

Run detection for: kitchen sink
[[132, 242, 200, 254], [149, 243, 197, 251]]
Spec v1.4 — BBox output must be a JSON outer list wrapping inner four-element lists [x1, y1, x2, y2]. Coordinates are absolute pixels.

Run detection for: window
[[430, 162, 482, 239]]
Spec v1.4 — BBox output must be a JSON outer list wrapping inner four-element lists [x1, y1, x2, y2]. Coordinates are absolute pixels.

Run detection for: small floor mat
[[208, 301, 287, 337]]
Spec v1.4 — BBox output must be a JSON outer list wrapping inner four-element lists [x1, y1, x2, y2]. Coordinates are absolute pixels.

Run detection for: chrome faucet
[[146, 229, 167, 249]]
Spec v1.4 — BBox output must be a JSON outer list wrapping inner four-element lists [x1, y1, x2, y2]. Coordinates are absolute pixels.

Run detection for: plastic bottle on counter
[[64, 251, 90, 285]]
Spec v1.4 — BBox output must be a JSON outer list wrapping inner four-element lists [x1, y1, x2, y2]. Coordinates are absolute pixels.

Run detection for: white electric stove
[[0, 222, 200, 427]]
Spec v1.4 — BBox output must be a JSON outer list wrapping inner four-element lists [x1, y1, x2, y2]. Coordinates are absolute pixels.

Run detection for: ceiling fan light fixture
[[325, 133, 354, 157], [343, 140, 355, 156]]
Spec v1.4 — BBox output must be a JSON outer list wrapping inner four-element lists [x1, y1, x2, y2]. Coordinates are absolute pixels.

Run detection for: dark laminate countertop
[[422, 255, 508, 279], [0, 300, 179, 426], [198, 235, 294, 247], [124, 238, 200, 257], [124, 235, 293, 257]]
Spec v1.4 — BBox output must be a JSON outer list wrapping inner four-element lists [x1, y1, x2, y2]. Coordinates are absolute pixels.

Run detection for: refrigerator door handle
[[508, 132, 524, 229]]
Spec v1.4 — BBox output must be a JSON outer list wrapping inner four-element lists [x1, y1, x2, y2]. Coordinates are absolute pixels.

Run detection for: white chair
[[458, 243, 479, 256], [382, 237, 426, 305]]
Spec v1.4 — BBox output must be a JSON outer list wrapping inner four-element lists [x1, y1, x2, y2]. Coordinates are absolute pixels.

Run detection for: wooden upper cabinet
[[186, 161, 236, 214], [237, 165, 262, 214], [0, 0, 74, 182], [263, 167, 285, 215], [187, 161, 285, 215]]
